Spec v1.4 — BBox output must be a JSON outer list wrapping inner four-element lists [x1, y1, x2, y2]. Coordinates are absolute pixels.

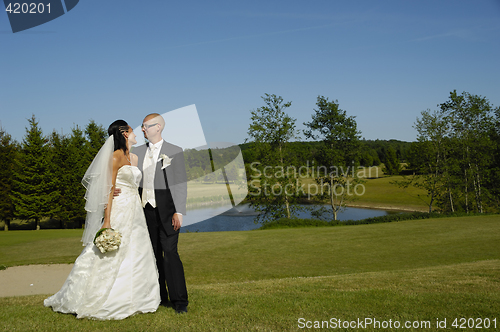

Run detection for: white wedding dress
[[44, 165, 160, 320]]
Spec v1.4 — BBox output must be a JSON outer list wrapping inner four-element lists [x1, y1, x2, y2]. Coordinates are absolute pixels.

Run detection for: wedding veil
[[81, 135, 114, 245]]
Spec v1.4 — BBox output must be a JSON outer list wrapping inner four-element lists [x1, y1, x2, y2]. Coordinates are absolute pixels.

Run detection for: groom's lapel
[[161, 140, 176, 169], [158, 140, 168, 171], [153, 140, 169, 189]]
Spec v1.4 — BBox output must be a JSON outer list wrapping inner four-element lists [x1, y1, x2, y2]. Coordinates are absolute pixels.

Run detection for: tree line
[[1, 90, 498, 229], [402, 90, 500, 213], [0, 115, 107, 230], [0, 116, 245, 230], [241, 138, 412, 171], [245, 91, 500, 222]]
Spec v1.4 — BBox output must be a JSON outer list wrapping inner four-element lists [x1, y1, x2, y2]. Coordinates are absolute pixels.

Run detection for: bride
[[44, 120, 160, 320]]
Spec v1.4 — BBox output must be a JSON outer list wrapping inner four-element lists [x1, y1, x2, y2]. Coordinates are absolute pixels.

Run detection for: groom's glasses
[[141, 123, 158, 129]]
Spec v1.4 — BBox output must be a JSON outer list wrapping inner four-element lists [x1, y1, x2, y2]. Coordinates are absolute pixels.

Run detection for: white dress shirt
[[142, 140, 163, 208]]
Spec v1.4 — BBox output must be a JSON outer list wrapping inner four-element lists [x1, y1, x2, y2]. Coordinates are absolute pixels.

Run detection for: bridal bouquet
[[93, 228, 122, 253]]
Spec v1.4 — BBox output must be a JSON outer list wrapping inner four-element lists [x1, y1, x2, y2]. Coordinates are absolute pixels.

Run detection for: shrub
[[259, 211, 496, 230]]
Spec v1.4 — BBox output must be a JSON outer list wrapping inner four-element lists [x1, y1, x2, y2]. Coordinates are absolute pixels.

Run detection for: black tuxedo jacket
[[136, 140, 187, 234]]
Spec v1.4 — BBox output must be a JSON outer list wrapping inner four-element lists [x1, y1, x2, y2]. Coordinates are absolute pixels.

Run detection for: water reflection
[[181, 204, 390, 233]]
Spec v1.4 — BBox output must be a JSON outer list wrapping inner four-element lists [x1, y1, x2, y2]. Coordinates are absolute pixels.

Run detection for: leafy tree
[[395, 91, 498, 214], [184, 148, 212, 180], [488, 107, 500, 210], [247, 94, 302, 222], [395, 109, 450, 212], [383, 146, 401, 175], [360, 151, 373, 167], [0, 128, 16, 231], [203, 172, 216, 183], [304, 96, 362, 220], [440, 91, 495, 213], [11, 115, 60, 230], [360, 139, 412, 165]]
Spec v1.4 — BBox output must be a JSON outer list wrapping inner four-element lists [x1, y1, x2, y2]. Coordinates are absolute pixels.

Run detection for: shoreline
[[346, 203, 427, 213], [0, 201, 428, 231]]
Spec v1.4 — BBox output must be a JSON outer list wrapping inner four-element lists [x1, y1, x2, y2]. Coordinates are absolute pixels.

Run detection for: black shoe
[[175, 306, 188, 314], [160, 301, 174, 308]]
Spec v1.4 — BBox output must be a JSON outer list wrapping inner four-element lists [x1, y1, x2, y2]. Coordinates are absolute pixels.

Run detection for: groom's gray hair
[[144, 113, 165, 132]]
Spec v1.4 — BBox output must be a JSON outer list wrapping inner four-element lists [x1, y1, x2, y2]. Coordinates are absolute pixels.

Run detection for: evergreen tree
[[0, 128, 16, 231], [49, 130, 71, 227], [49, 126, 88, 228], [11, 115, 60, 230], [69, 126, 91, 223], [77, 121, 107, 228], [85, 120, 107, 165]]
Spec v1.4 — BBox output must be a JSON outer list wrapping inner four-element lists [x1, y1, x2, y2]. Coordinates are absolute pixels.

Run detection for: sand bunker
[[0, 264, 73, 297]]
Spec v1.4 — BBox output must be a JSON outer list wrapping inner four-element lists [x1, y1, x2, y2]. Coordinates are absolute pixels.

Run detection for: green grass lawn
[[0, 230, 84, 267], [300, 174, 429, 212], [1, 215, 499, 331], [269, 166, 430, 212], [351, 175, 429, 211]]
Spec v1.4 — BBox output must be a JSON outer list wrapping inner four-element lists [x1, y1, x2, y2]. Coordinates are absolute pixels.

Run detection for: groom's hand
[[113, 188, 121, 197], [172, 213, 183, 231]]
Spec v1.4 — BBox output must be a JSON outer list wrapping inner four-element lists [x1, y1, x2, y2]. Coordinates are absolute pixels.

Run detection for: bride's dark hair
[[108, 120, 129, 153]]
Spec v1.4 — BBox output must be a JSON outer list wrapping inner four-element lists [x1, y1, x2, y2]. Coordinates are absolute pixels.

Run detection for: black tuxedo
[[135, 140, 188, 309]]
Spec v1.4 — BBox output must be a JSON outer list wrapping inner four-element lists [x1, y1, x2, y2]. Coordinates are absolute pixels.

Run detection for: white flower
[[94, 228, 122, 253], [159, 153, 173, 169]]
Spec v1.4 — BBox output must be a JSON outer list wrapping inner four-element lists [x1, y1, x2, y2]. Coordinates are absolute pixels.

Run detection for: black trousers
[[144, 203, 188, 308]]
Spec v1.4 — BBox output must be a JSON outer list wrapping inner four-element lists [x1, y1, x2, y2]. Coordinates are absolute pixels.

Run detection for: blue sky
[[1, 0, 499, 145]]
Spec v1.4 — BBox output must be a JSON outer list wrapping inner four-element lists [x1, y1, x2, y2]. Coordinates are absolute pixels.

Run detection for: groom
[[135, 113, 189, 314]]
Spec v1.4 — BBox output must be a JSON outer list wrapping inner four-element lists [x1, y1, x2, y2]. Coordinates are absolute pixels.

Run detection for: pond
[[181, 204, 394, 233]]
